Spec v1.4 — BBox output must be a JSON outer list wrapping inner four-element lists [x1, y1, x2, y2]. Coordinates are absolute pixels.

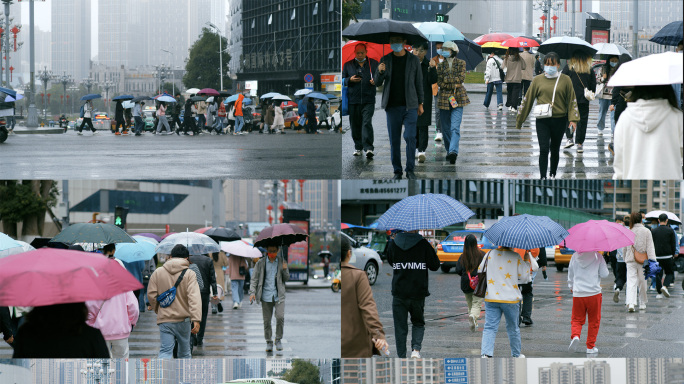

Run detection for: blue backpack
[[156, 269, 188, 308], [79, 104, 85, 118]]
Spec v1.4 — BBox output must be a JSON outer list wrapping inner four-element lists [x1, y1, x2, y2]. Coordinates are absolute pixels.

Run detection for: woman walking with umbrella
[[561, 50, 596, 153], [454, 234, 485, 331], [78, 99, 97, 135], [596, 55, 620, 135], [516, 52, 580, 179]]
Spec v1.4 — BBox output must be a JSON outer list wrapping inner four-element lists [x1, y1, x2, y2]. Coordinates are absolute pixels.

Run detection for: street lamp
[[68, 85, 79, 114], [102, 75, 115, 116], [37, 66, 52, 119], [161, 49, 176, 95], [205, 22, 224, 90], [82, 76, 95, 94], [80, 359, 115, 384], [534, 0, 564, 40], [56, 72, 73, 115]]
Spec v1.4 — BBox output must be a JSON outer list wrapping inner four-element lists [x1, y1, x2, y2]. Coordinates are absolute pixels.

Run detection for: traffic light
[[436, 13, 449, 23], [114, 206, 129, 229]]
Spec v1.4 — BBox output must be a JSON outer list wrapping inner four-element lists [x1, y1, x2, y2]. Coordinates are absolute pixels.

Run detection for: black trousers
[[416, 125, 429, 152], [169, 115, 182, 131], [79, 118, 95, 132], [656, 257, 675, 293], [520, 282, 533, 321], [535, 117, 567, 178], [192, 292, 210, 344], [349, 103, 375, 151], [506, 82, 522, 109], [615, 262, 627, 291], [521, 79, 532, 97], [115, 119, 125, 132], [566, 103, 589, 144], [392, 296, 425, 358], [184, 116, 198, 134]]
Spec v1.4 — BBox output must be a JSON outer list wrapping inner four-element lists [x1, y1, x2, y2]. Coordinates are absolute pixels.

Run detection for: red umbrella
[[501, 36, 540, 48], [254, 223, 308, 248], [0, 249, 143, 306], [473, 33, 514, 45], [343, 40, 392, 63], [160, 232, 177, 240], [341, 223, 350, 229], [280, 101, 297, 109], [197, 88, 220, 97], [194, 227, 212, 234]]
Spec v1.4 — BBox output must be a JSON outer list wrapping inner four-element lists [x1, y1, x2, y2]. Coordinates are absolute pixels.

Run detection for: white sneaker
[[563, 139, 574, 149], [418, 152, 426, 163], [569, 336, 580, 352], [410, 350, 421, 358], [233, 302, 239, 309], [586, 347, 599, 354], [77, 132, 83, 135], [577, 144, 583, 153], [353, 150, 362, 156], [656, 294, 663, 299], [468, 314, 477, 331], [639, 304, 646, 310], [434, 132, 443, 142], [661, 286, 670, 298], [597, 131, 603, 136], [628, 304, 635, 312], [92, 131, 99, 135], [365, 150, 374, 159], [516, 354, 526, 358], [481, 354, 491, 358], [497, 104, 503, 110], [613, 288, 620, 303], [649, 286, 655, 291]]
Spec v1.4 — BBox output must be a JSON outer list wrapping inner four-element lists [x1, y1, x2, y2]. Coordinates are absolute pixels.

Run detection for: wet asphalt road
[[1, 128, 341, 179], [342, 87, 615, 180], [0, 286, 340, 359], [370, 262, 684, 358]]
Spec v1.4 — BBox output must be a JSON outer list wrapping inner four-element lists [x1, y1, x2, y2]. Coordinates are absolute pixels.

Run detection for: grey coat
[[375, 52, 424, 110], [249, 251, 290, 303]]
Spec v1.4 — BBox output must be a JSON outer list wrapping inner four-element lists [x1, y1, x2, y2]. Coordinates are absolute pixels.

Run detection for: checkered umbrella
[[484, 214, 569, 249], [376, 194, 475, 231]]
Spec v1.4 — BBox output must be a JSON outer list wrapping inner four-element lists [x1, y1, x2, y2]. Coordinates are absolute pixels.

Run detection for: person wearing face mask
[[596, 55, 619, 136], [249, 245, 290, 352], [436, 41, 470, 165], [503, 48, 527, 112], [342, 43, 379, 158], [375, 34, 424, 180], [516, 52, 580, 179], [431, 42, 445, 142]]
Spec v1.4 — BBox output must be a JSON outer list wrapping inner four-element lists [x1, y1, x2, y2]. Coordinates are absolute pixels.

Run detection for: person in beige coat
[[228, 253, 250, 309], [520, 47, 536, 96], [503, 48, 527, 112], [341, 235, 388, 358], [147, 244, 202, 358], [622, 212, 657, 312], [211, 251, 229, 313]]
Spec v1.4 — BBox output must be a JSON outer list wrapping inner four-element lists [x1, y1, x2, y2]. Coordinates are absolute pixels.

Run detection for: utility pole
[[27, 0, 39, 127], [2, 0, 10, 87], [571, 0, 575, 37], [632, 0, 639, 59]]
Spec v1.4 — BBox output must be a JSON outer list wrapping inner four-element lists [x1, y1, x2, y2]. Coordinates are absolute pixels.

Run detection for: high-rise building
[[231, 359, 267, 380], [227, 0, 244, 78], [341, 358, 443, 384], [626, 358, 684, 384], [604, 180, 682, 221], [538, 361, 610, 384], [52, 0, 91, 81], [176, 359, 224, 384], [266, 359, 293, 377]]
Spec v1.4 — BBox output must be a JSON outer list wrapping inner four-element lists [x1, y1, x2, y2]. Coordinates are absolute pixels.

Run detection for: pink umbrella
[[197, 88, 220, 97], [194, 227, 212, 234], [253, 223, 308, 248], [563, 220, 635, 253], [0, 249, 143, 307], [473, 33, 514, 45]]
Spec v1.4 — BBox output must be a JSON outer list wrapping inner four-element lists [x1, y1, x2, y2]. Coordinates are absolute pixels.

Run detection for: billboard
[[591, 30, 609, 44]]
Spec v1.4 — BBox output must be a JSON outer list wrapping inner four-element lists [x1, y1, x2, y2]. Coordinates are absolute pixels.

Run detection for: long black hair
[[341, 235, 352, 262], [24, 303, 89, 336], [460, 234, 484, 272]]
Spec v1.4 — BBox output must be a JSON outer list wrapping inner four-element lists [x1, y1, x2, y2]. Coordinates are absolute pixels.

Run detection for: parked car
[[341, 231, 382, 285], [92, 112, 111, 131], [675, 236, 684, 273], [436, 230, 495, 273], [284, 109, 301, 129]]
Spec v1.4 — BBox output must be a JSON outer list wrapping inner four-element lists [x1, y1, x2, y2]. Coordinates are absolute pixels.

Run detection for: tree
[[282, 360, 322, 384], [183, 28, 232, 91], [343, 0, 363, 29], [161, 82, 176, 95], [0, 180, 58, 239]]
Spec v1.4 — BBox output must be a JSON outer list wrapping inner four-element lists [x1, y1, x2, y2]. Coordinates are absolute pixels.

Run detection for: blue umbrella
[[5, 94, 24, 102], [243, 98, 253, 105], [649, 20, 683, 46], [80, 94, 102, 101], [114, 241, 157, 263], [112, 95, 134, 101], [157, 95, 176, 103], [484, 214, 569, 249], [455, 37, 484, 71], [304, 92, 329, 101], [0, 232, 21, 252], [225, 94, 240, 103], [376, 194, 475, 231], [414, 22, 465, 42], [0, 86, 17, 98]]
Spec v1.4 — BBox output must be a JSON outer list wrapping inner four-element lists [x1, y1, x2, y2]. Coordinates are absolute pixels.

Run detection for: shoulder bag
[[574, 70, 595, 101], [473, 251, 490, 298], [532, 75, 561, 119], [493, 58, 505, 81], [632, 245, 648, 264]]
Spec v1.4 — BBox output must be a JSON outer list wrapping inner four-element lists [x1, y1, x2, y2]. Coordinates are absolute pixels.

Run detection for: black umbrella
[[219, 90, 231, 97], [189, 96, 207, 102], [203, 227, 242, 242], [342, 19, 428, 46], [131, 95, 152, 103], [253, 223, 308, 248], [455, 38, 484, 71], [30, 237, 68, 249], [650, 20, 683, 46]]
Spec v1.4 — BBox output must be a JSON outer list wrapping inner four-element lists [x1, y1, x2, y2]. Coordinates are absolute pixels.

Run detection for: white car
[[341, 231, 382, 285]]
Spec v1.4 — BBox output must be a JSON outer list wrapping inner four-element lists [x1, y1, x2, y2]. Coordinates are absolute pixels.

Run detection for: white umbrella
[[271, 94, 292, 101], [184, 88, 200, 95], [0, 240, 35, 259], [592, 42, 632, 58], [206, 96, 215, 103], [220, 240, 262, 258], [608, 51, 683, 87], [132, 235, 159, 245], [122, 100, 135, 109], [644, 210, 682, 224], [294, 89, 312, 96], [155, 232, 220, 256]]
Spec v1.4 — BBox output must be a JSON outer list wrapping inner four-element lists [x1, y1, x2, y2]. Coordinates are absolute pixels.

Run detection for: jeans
[[385, 106, 418, 174], [481, 301, 522, 357], [235, 115, 244, 133], [506, 82, 522, 109], [197, 114, 206, 130], [216, 116, 226, 133], [392, 296, 425, 358], [535, 116, 567, 178], [159, 321, 191, 358], [655, 257, 675, 293], [261, 300, 285, 341], [434, 95, 441, 133], [484, 81, 503, 107], [440, 107, 464, 156], [597, 98, 614, 132], [231, 279, 245, 304], [626, 261, 647, 307], [133, 116, 144, 134], [192, 292, 209, 344], [349, 103, 375, 151]]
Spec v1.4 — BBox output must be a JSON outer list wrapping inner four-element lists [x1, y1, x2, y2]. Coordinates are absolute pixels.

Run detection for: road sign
[[436, 13, 449, 23], [304, 73, 314, 83], [444, 358, 467, 384], [304, 82, 314, 89]]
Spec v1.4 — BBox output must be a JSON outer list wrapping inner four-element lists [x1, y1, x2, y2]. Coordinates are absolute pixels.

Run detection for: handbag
[[575, 70, 595, 101], [632, 246, 648, 264], [493, 57, 505, 81], [239, 266, 246, 276], [532, 75, 561, 119], [473, 252, 490, 298]]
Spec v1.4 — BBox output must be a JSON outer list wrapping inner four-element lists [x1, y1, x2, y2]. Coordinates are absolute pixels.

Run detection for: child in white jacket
[[568, 251, 609, 354]]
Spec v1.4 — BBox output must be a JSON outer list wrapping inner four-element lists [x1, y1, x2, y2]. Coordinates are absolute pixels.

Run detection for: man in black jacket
[[343, 43, 379, 158], [387, 231, 440, 358], [651, 213, 676, 298], [189, 254, 218, 347], [411, 41, 438, 164]]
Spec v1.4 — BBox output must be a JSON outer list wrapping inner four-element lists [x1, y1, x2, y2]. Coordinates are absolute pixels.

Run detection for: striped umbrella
[[376, 194, 475, 231], [484, 214, 569, 249]]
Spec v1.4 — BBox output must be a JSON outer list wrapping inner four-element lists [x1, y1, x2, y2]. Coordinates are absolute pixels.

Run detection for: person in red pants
[[567, 251, 609, 354]]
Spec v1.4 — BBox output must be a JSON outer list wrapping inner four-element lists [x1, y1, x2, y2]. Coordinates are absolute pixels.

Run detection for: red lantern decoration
[[281, 179, 289, 201]]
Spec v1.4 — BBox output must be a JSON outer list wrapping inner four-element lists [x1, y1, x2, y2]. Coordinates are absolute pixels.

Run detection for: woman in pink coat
[[86, 290, 139, 358]]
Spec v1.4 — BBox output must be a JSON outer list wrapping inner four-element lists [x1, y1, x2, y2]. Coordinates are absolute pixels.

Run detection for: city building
[[266, 359, 293, 377], [539, 361, 610, 384], [132, 359, 176, 384], [238, 1, 341, 94], [463, 358, 526, 384], [90, 63, 185, 99], [227, 1, 244, 80], [341, 358, 443, 383], [603, 180, 682, 221], [51, 0, 91, 82], [626, 358, 684, 384], [0, 361, 32, 384], [176, 359, 224, 384], [229, 359, 267, 380]]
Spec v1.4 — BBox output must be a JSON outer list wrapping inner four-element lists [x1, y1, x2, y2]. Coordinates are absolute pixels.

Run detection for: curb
[[12, 126, 64, 134]]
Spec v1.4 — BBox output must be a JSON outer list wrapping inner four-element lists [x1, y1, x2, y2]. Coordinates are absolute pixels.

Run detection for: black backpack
[[492, 57, 505, 80]]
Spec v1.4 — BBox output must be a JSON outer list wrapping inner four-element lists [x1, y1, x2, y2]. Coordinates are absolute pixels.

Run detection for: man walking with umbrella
[[375, 34, 424, 180], [249, 245, 290, 352], [132, 101, 144, 136], [342, 43, 379, 157]]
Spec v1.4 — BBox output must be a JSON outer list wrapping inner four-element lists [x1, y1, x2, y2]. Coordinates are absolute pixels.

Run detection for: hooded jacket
[[387, 232, 440, 299], [86, 291, 139, 341], [567, 252, 609, 298], [613, 99, 683, 180], [147, 258, 202, 325]]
